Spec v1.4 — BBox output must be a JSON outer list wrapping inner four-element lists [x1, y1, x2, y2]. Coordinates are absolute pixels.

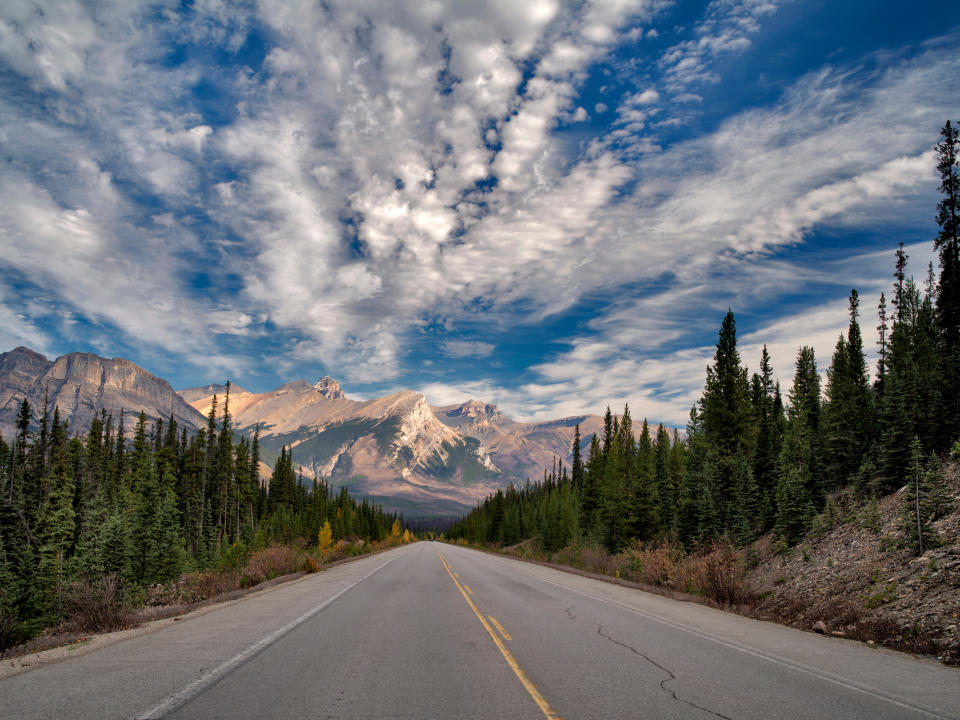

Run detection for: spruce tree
[[698, 310, 754, 532], [775, 346, 820, 541], [653, 424, 674, 530], [900, 437, 953, 554], [935, 120, 960, 443], [876, 292, 888, 396], [571, 424, 584, 491], [36, 450, 76, 622]]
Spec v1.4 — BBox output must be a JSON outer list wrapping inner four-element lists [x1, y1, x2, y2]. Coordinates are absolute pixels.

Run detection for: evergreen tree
[[653, 424, 674, 530], [823, 290, 874, 490], [775, 347, 820, 542], [935, 120, 960, 443], [98, 511, 132, 582], [571, 425, 584, 491], [900, 437, 953, 554], [698, 310, 754, 532], [876, 292, 889, 397], [36, 449, 76, 622]]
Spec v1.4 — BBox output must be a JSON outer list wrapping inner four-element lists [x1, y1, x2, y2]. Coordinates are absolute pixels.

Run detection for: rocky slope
[[750, 462, 960, 664], [0, 347, 206, 438], [433, 400, 605, 481]]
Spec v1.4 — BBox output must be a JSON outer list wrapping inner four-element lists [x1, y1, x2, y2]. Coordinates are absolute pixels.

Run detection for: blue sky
[[1, 0, 957, 426]]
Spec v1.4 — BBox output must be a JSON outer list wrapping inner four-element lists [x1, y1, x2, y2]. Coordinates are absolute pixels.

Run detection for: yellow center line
[[437, 551, 563, 720], [464, 584, 474, 595], [488, 615, 512, 641]]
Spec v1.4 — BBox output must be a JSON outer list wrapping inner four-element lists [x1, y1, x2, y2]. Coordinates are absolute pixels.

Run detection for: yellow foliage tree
[[390, 518, 403, 545], [317, 520, 333, 558], [402, 529, 414, 544]]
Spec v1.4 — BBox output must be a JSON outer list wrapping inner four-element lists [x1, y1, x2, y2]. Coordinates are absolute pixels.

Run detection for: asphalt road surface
[[2, 541, 958, 719]]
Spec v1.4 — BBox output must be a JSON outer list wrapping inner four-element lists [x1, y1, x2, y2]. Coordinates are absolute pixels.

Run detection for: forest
[[446, 122, 960, 559], [0, 386, 402, 649]]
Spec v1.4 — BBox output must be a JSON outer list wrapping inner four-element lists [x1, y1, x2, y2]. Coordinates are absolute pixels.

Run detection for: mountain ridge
[[1, 346, 606, 517], [0, 346, 206, 439]]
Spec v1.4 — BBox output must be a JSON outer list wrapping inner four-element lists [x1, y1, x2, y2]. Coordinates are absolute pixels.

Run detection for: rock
[[813, 620, 828, 634], [867, 640, 875, 646], [831, 631, 847, 637], [1, 347, 207, 437], [313, 376, 346, 399]]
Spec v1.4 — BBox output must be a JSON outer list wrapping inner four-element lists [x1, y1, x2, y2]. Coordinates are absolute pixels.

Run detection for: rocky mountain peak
[[444, 399, 502, 422], [313, 376, 345, 399], [0, 346, 207, 437]]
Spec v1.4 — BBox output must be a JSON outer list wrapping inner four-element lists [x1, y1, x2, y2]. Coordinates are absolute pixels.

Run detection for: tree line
[[0, 383, 400, 647], [446, 121, 960, 556]]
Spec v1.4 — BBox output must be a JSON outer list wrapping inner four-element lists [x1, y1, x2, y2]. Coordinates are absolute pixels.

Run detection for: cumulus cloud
[[0, 0, 956, 422]]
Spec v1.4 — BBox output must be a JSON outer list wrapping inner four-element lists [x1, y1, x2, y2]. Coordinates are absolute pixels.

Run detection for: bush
[[697, 542, 756, 607], [0, 606, 22, 651], [166, 571, 240, 604], [64, 574, 132, 633], [240, 546, 302, 586]]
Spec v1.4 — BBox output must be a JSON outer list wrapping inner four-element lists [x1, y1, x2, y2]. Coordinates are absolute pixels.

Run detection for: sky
[[1, 0, 958, 427]]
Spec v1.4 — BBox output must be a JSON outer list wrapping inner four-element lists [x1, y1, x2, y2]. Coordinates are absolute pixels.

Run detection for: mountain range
[[0, 347, 602, 517]]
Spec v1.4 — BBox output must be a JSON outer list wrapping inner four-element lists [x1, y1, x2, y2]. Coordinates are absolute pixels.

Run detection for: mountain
[[432, 400, 604, 482], [180, 381, 502, 518], [0, 346, 206, 438], [0, 345, 609, 519]]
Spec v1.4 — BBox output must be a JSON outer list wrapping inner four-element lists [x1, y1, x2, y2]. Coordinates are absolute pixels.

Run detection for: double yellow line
[[437, 551, 563, 720]]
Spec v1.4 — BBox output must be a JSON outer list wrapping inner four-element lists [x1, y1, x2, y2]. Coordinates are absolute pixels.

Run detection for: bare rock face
[[0, 346, 207, 438], [313, 376, 345, 399]]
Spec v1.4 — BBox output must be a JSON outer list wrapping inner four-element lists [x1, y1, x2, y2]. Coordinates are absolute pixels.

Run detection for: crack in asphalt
[[596, 625, 733, 720], [565, 605, 577, 620]]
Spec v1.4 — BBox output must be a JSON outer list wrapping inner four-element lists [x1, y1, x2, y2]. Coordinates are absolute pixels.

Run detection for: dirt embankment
[[750, 463, 960, 664]]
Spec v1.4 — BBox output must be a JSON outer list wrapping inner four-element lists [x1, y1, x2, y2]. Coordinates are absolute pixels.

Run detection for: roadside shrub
[[697, 542, 756, 607], [0, 607, 22, 651], [171, 570, 240, 603], [240, 546, 302, 586], [64, 574, 132, 633]]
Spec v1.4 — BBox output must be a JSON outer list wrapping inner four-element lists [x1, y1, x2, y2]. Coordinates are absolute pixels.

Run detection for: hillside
[[750, 462, 960, 664], [0, 347, 206, 438]]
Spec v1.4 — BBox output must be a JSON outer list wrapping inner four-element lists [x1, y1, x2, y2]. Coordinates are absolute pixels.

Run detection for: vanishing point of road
[[1, 541, 958, 719]]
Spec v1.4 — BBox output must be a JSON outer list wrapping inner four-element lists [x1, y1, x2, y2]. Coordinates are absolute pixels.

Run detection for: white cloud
[[0, 0, 956, 425], [442, 340, 496, 359]]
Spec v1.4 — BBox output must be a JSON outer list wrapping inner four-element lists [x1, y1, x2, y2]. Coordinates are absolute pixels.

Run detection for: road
[[1, 541, 958, 719]]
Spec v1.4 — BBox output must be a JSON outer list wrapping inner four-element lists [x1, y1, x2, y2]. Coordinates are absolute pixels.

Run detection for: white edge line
[[135, 549, 406, 720], [445, 545, 958, 720]]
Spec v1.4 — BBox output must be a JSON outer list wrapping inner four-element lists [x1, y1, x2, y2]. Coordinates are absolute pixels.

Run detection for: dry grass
[[506, 539, 759, 609]]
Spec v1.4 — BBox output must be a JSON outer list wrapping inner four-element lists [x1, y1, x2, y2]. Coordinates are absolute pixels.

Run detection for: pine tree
[[876, 292, 888, 396], [0, 527, 20, 648], [698, 311, 754, 532], [935, 120, 960, 443], [775, 346, 820, 542], [571, 424, 584, 491], [900, 436, 953, 554], [752, 349, 782, 529], [36, 450, 76, 622], [823, 290, 874, 490], [654, 424, 674, 530], [98, 511, 132, 582], [146, 485, 185, 583]]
